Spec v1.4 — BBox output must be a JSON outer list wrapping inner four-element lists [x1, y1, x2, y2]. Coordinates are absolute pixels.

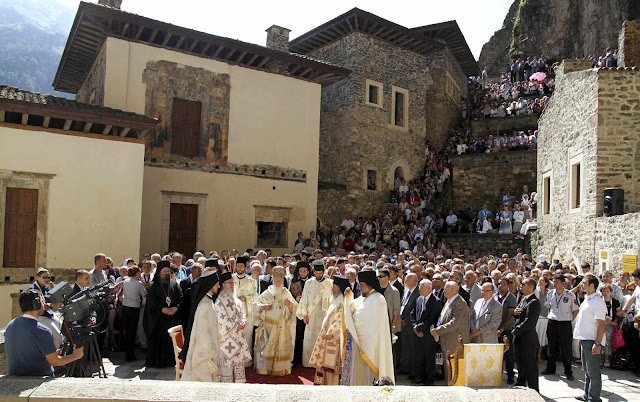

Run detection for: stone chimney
[[98, 0, 123, 9], [266, 25, 291, 53], [618, 20, 640, 68]]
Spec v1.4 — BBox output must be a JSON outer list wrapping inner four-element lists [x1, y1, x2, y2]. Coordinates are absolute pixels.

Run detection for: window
[[569, 154, 583, 211], [367, 170, 377, 190], [542, 171, 552, 215], [171, 98, 202, 158], [257, 221, 287, 248], [390, 86, 409, 130], [365, 79, 383, 108]]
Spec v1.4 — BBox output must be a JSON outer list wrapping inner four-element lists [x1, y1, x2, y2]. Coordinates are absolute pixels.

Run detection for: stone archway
[[389, 160, 411, 190]]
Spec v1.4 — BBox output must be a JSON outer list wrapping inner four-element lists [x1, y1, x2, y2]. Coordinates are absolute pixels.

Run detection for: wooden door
[[3, 187, 38, 267], [171, 98, 201, 158], [168, 203, 198, 257]]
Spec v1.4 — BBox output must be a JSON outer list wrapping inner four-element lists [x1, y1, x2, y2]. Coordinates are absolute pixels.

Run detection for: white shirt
[[573, 292, 607, 342], [446, 215, 457, 225], [341, 219, 355, 230]]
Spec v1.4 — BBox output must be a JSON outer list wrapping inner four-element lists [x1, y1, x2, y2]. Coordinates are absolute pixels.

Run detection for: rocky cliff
[[478, 0, 640, 76]]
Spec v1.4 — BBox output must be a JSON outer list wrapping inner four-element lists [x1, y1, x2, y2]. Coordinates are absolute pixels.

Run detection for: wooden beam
[[223, 49, 236, 60], [212, 46, 224, 58], [21, 113, 28, 126], [83, 122, 93, 133], [102, 125, 113, 135], [200, 42, 211, 55], [175, 36, 186, 49], [162, 33, 172, 46], [188, 39, 199, 52], [298, 67, 313, 77], [135, 25, 144, 39], [256, 57, 270, 68], [43, 116, 50, 128], [345, 18, 353, 31], [149, 29, 158, 43], [246, 53, 259, 66], [236, 51, 247, 62], [120, 22, 130, 36], [119, 127, 131, 137], [63, 120, 72, 131], [289, 65, 304, 75], [372, 26, 387, 36]]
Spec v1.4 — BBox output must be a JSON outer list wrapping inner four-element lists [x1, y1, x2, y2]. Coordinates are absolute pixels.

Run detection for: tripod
[[62, 321, 107, 378]]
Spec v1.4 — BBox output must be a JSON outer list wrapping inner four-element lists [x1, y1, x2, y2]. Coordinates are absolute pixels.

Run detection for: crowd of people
[[591, 48, 620, 68], [6, 248, 639, 401]]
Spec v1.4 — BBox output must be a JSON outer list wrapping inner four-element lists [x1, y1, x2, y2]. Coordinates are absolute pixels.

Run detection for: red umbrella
[[530, 72, 546, 81]]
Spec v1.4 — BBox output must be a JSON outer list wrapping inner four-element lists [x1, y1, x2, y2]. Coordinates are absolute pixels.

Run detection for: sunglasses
[[39, 276, 51, 279], [377, 275, 387, 278]]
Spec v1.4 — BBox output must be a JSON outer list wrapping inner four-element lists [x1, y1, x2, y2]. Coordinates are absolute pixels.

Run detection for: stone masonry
[[452, 150, 537, 211], [308, 32, 467, 224], [75, 43, 106, 106], [442, 233, 530, 257], [618, 20, 640, 68], [533, 59, 640, 273]]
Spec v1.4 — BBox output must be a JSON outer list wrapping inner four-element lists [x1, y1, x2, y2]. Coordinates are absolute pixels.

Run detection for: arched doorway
[[394, 166, 404, 190]]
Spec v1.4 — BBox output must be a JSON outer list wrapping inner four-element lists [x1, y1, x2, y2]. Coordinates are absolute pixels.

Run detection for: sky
[[54, 0, 514, 60]]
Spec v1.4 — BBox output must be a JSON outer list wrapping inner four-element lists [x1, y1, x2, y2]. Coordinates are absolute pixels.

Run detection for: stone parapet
[[441, 233, 530, 256], [452, 150, 537, 210], [556, 59, 594, 75], [471, 114, 538, 137], [618, 20, 640, 68], [0, 376, 545, 401]]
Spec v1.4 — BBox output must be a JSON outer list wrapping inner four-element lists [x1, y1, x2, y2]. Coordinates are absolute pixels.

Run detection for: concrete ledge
[[0, 376, 545, 401]]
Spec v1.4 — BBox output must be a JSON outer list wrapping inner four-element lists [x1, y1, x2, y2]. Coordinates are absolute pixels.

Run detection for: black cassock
[[143, 279, 182, 368], [290, 277, 307, 364]]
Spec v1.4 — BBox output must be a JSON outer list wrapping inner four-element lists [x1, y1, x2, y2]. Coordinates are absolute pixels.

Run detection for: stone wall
[[595, 213, 640, 273], [75, 42, 106, 105], [142, 60, 230, 166], [441, 233, 530, 256], [596, 68, 640, 214], [618, 20, 640, 67], [310, 32, 467, 224], [471, 114, 539, 137], [534, 65, 599, 269], [452, 150, 537, 210]]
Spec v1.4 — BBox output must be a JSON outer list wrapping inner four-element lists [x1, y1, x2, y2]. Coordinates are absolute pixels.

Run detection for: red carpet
[[245, 364, 316, 385]]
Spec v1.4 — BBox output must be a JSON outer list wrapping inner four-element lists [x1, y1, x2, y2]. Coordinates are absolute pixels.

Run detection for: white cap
[[538, 254, 546, 263]]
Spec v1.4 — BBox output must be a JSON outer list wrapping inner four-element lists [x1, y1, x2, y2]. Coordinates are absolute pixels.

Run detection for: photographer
[[5, 289, 84, 376]]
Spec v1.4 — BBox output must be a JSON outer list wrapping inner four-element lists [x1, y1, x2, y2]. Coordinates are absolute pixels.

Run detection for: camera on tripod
[[46, 280, 110, 324], [45, 280, 111, 377]]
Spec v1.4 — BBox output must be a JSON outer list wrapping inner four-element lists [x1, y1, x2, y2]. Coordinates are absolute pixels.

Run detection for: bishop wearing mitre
[[341, 270, 395, 386], [253, 266, 298, 376], [309, 274, 350, 385], [296, 259, 333, 367]]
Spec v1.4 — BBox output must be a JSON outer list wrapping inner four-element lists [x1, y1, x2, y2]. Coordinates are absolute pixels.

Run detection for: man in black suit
[[179, 262, 202, 328], [346, 267, 361, 298], [410, 279, 443, 385], [432, 273, 445, 304], [70, 270, 91, 297], [390, 265, 405, 296], [399, 273, 420, 374], [512, 277, 541, 392]]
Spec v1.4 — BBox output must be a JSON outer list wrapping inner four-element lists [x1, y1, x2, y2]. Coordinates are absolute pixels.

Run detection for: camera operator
[[89, 254, 122, 352], [5, 289, 84, 376]]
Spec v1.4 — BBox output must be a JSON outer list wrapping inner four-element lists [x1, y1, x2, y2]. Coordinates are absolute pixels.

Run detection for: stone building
[[533, 21, 640, 274], [50, 2, 349, 259], [289, 9, 476, 223]]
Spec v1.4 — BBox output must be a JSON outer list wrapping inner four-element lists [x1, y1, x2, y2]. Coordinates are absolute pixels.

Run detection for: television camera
[[45, 280, 111, 377]]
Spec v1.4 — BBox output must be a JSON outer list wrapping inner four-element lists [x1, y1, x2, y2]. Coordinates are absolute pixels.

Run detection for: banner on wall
[[622, 254, 638, 274]]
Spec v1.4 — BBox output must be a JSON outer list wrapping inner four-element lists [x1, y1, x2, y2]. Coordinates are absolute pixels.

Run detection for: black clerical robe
[[144, 279, 182, 368]]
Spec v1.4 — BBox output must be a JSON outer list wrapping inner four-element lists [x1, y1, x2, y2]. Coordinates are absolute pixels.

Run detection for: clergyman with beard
[[144, 260, 182, 368]]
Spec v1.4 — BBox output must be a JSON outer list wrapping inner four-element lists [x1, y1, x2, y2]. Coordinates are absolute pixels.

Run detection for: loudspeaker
[[603, 188, 624, 217]]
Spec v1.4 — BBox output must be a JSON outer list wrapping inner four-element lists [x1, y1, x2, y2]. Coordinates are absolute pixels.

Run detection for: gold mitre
[[272, 266, 287, 277]]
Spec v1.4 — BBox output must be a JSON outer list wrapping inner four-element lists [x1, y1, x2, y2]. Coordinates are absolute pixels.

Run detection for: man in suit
[[512, 278, 541, 391], [432, 273, 445, 303], [449, 271, 470, 306], [70, 270, 91, 297], [431, 281, 470, 383], [390, 265, 405, 296], [470, 282, 503, 343], [464, 270, 483, 307], [399, 273, 420, 374], [346, 267, 361, 298], [179, 263, 202, 328], [411, 279, 442, 385]]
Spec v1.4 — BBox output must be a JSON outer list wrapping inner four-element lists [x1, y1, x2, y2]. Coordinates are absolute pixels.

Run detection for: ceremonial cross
[[226, 299, 235, 308], [224, 342, 236, 353]]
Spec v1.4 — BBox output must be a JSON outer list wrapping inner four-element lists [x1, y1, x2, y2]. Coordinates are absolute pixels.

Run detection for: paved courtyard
[[98, 352, 640, 401]]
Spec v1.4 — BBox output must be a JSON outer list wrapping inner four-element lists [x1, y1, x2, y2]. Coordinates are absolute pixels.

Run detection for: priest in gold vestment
[[341, 270, 395, 386], [233, 257, 258, 361], [309, 275, 350, 385], [253, 266, 298, 376], [296, 259, 333, 367]]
